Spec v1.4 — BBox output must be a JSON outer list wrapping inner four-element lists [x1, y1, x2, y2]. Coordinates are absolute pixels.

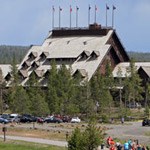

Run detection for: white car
[[71, 117, 81, 123]]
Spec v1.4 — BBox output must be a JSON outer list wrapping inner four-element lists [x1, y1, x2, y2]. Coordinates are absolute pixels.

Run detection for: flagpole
[[52, 6, 54, 29], [106, 5, 107, 27], [95, 5, 96, 23], [70, 5, 72, 28], [59, 7, 60, 29], [106, 4, 109, 27], [88, 5, 91, 27], [112, 5, 116, 28], [112, 7, 114, 28], [59, 6, 61, 29], [76, 6, 79, 28]]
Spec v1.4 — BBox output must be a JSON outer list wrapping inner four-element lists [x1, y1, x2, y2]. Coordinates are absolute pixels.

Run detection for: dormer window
[[79, 50, 90, 61], [31, 61, 40, 69], [73, 69, 87, 79], [39, 52, 49, 61], [28, 52, 38, 60], [91, 51, 100, 58], [4, 73, 11, 82], [22, 60, 31, 69]]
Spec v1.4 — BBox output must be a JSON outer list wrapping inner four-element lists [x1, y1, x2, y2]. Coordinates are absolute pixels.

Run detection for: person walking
[[124, 141, 129, 150], [121, 117, 124, 124]]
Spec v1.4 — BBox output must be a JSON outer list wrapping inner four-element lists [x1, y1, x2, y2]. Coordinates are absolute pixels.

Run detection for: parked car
[[1, 113, 10, 120], [0, 117, 9, 124], [142, 118, 150, 126], [20, 114, 37, 123], [126, 102, 141, 108], [62, 116, 71, 123], [8, 114, 20, 123], [71, 117, 81, 123], [44, 117, 62, 123], [37, 117, 44, 124]]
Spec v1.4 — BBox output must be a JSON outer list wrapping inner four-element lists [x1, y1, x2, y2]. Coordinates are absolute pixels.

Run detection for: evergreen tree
[[68, 127, 83, 150], [103, 61, 114, 115], [78, 79, 94, 116], [46, 60, 59, 114], [27, 72, 49, 116], [83, 121, 104, 150], [9, 86, 29, 114], [57, 64, 73, 114], [124, 58, 143, 107], [68, 121, 104, 150], [8, 54, 24, 113], [116, 66, 124, 108], [0, 68, 6, 113]]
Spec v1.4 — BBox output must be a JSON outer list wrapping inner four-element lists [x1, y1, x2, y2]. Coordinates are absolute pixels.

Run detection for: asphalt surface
[[104, 121, 150, 145], [0, 121, 149, 147]]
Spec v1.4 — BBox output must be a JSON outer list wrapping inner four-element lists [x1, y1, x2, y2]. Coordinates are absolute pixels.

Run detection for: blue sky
[[0, 0, 150, 52]]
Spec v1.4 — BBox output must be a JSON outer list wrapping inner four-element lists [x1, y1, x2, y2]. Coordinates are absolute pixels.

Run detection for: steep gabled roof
[[14, 25, 130, 85], [45, 30, 113, 59], [0, 65, 11, 79], [113, 62, 150, 77]]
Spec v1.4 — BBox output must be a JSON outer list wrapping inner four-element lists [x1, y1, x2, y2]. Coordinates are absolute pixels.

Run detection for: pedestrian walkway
[[0, 135, 67, 147]]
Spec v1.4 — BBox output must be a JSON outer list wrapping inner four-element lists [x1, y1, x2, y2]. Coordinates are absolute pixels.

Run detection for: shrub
[[68, 121, 105, 150]]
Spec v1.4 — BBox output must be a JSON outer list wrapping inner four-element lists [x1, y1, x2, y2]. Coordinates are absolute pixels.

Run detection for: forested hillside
[[128, 51, 150, 62], [0, 45, 29, 64], [0, 45, 150, 64]]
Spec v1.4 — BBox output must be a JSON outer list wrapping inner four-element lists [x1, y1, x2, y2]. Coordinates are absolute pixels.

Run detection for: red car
[[37, 117, 44, 124]]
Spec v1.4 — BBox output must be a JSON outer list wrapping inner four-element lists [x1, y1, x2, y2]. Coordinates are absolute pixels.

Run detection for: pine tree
[[116, 66, 124, 108], [78, 80, 94, 116], [83, 121, 104, 150], [8, 54, 24, 113], [68, 121, 104, 150], [9, 86, 29, 114], [46, 60, 59, 114], [124, 58, 143, 107], [68, 127, 83, 150], [0, 68, 6, 113], [27, 72, 49, 116], [103, 61, 114, 115]]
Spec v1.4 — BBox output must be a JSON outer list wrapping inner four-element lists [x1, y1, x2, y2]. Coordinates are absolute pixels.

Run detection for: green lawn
[[0, 140, 66, 150]]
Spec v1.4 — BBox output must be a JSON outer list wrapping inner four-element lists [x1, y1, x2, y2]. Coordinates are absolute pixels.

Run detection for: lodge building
[[0, 24, 150, 105], [1, 24, 130, 86]]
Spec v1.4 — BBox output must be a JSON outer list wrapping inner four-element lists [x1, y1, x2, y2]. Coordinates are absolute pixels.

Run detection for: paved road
[[103, 121, 150, 145]]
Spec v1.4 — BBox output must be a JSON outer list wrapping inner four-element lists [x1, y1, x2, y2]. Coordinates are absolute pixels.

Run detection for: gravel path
[[0, 135, 68, 147]]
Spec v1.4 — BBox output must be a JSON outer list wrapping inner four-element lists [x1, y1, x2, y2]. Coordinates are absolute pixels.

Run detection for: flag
[[52, 6, 55, 12], [59, 7, 62, 11], [113, 5, 116, 10], [89, 5, 91, 10], [106, 4, 109, 10], [70, 5, 72, 12], [95, 5, 97, 11]]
